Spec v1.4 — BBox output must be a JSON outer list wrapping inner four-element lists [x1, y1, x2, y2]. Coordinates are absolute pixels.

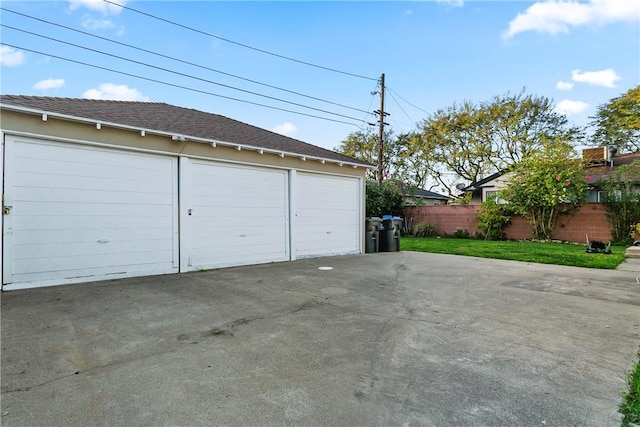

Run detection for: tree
[[393, 132, 437, 189], [590, 85, 640, 153], [480, 90, 581, 169], [334, 129, 398, 182], [500, 145, 588, 240], [365, 180, 410, 217], [419, 90, 582, 194]]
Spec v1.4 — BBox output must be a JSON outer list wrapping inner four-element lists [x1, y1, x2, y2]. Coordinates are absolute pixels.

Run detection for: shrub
[[619, 351, 640, 426], [414, 221, 437, 237], [472, 231, 485, 240], [501, 146, 587, 240], [476, 195, 511, 241], [452, 227, 470, 238], [366, 180, 412, 217]]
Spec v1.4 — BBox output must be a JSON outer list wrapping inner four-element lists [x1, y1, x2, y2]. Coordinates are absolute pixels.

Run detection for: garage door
[[294, 173, 360, 258], [2, 136, 179, 289], [185, 160, 289, 270]]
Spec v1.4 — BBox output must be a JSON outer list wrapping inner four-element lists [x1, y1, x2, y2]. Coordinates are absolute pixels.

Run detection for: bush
[[452, 227, 470, 239], [366, 180, 409, 217], [414, 221, 437, 237], [472, 231, 485, 240], [476, 195, 511, 241], [620, 351, 640, 426]]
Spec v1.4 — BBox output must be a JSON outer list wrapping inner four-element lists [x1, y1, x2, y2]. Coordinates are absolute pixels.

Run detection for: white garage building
[[0, 95, 370, 290]]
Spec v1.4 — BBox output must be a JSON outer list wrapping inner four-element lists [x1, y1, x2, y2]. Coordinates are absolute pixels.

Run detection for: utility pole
[[374, 73, 389, 183]]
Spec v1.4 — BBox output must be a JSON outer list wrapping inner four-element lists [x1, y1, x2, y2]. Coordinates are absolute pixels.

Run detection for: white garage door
[[185, 160, 289, 270], [294, 173, 361, 258], [2, 136, 179, 289]]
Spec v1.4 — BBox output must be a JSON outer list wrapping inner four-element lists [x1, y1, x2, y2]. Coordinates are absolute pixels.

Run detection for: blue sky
[[1, 0, 638, 151]]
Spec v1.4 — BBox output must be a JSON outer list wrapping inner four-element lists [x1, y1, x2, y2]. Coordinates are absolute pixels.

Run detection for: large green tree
[[334, 129, 400, 182], [418, 90, 582, 194], [500, 145, 588, 240], [590, 85, 640, 153]]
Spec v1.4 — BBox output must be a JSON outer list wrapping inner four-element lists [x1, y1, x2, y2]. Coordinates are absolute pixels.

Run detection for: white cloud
[[33, 78, 66, 91], [68, 0, 126, 15], [82, 83, 149, 101], [556, 81, 574, 91], [503, 0, 639, 39], [436, 0, 464, 7], [0, 46, 26, 67], [272, 122, 297, 136], [555, 99, 590, 116], [81, 16, 116, 31], [571, 68, 621, 88]]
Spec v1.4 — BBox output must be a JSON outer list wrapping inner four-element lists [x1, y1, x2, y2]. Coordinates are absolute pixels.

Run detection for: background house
[[461, 147, 640, 204], [408, 188, 451, 206], [460, 171, 512, 205], [0, 95, 370, 290], [582, 147, 640, 202]]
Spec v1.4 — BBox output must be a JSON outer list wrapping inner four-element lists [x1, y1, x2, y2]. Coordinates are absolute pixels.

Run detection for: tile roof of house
[[0, 95, 371, 167], [413, 188, 451, 200], [586, 152, 640, 184]]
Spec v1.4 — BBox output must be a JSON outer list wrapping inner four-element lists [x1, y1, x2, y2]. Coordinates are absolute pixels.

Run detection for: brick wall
[[403, 203, 612, 243]]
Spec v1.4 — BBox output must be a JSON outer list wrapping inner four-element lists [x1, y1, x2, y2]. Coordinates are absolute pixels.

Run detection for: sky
[[1, 0, 638, 152]]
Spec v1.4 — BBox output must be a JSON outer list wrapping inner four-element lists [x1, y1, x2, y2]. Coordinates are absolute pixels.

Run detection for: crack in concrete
[[1, 299, 325, 395]]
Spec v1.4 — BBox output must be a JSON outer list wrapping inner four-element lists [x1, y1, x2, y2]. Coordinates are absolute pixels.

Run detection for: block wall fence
[[403, 203, 612, 243]]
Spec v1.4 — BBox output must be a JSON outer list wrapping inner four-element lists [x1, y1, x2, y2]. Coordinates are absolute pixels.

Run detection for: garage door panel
[[187, 161, 289, 270], [4, 137, 178, 288], [14, 158, 172, 184], [295, 173, 360, 258], [11, 215, 172, 231], [192, 195, 285, 210], [14, 236, 174, 257], [15, 187, 172, 205], [14, 171, 170, 194], [12, 260, 174, 284], [14, 201, 174, 218], [13, 227, 172, 245], [14, 140, 172, 171]]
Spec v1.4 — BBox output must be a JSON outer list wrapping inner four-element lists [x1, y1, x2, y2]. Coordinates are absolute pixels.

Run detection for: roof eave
[[1, 102, 373, 170]]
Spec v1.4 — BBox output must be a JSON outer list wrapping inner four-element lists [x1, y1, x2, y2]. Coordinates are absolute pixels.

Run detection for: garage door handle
[[97, 239, 110, 243], [3, 206, 11, 215]]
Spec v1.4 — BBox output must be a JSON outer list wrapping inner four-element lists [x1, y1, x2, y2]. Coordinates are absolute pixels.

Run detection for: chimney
[[582, 147, 606, 161]]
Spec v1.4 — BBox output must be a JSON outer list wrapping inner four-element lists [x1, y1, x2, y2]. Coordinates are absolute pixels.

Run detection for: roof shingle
[[0, 95, 371, 166]]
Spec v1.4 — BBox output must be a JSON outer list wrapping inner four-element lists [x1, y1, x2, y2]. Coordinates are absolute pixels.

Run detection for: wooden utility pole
[[374, 73, 388, 183]]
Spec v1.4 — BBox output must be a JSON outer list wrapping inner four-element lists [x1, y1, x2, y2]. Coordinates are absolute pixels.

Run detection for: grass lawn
[[400, 236, 626, 269], [621, 353, 640, 427]]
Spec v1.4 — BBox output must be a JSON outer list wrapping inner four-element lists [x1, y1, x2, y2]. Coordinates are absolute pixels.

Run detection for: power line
[[2, 24, 364, 122], [387, 89, 417, 128], [0, 7, 371, 116], [2, 42, 362, 127], [387, 86, 430, 115], [102, 0, 377, 81]]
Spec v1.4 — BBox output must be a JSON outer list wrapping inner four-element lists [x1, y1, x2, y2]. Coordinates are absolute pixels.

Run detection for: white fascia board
[[1, 103, 373, 170]]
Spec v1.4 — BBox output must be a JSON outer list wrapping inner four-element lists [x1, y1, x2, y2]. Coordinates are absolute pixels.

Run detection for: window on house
[[598, 190, 623, 202], [485, 191, 507, 204]]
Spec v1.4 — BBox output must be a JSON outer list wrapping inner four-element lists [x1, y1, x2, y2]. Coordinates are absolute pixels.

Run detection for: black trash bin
[[365, 217, 381, 253], [379, 215, 400, 252]]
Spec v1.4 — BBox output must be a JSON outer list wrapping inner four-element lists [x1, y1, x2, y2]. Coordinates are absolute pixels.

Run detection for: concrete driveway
[[2, 252, 639, 426]]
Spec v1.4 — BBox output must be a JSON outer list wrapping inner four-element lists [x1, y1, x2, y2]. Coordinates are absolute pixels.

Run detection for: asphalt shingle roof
[[0, 95, 371, 166]]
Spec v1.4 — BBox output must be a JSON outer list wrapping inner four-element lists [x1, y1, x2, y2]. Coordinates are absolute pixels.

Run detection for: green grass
[[400, 236, 626, 269], [621, 353, 640, 427]]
